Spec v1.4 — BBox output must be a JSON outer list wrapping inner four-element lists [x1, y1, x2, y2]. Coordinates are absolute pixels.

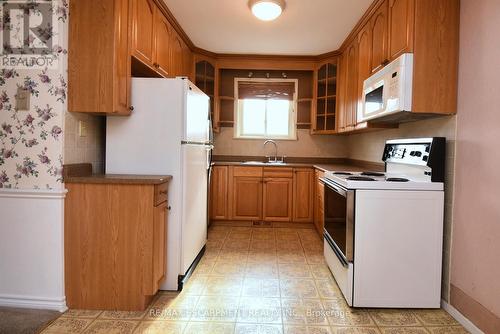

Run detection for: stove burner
[[333, 172, 353, 175], [361, 172, 385, 177], [386, 177, 410, 182], [347, 176, 376, 181]]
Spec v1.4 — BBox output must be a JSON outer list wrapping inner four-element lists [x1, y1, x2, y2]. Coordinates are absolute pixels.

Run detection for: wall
[[214, 128, 348, 158], [0, 0, 69, 311], [0, 2, 68, 190], [347, 116, 457, 302], [450, 0, 500, 332]]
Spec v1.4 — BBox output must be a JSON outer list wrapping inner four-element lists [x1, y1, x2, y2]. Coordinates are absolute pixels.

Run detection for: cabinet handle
[[167, 206, 171, 211], [129, 106, 134, 111]]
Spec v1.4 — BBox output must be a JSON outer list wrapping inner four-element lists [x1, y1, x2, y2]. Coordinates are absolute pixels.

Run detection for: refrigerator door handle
[[181, 140, 212, 146]]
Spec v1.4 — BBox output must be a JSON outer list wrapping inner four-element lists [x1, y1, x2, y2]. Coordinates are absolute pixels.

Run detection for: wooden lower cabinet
[[314, 169, 325, 237], [263, 177, 293, 222], [210, 166, 229, 220], [210, 166, 314, 224], [293, 168, 315, 223], [65, 181, 169, 311], [232, 176, 263, 221]]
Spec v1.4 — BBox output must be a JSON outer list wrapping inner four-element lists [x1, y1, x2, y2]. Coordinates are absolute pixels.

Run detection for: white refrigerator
[[106, 78, 212, 291]]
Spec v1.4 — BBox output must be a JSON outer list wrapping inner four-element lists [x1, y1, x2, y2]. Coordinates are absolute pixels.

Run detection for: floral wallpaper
[[0, 1, 68, 190]]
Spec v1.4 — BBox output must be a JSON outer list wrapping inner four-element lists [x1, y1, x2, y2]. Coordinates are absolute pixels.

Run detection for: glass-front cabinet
[[195, 60, 217, 131], [313, 61, 338, 134]]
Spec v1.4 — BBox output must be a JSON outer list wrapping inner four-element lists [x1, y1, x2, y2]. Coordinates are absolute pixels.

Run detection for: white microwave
[[358, 53, 414, 123]]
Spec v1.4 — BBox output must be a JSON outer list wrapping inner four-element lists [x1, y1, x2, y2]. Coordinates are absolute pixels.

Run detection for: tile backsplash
[[64, 112, 105, 174]]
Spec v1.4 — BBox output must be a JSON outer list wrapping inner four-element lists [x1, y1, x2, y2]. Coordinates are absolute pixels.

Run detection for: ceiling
[[162, 0, 373, 56]]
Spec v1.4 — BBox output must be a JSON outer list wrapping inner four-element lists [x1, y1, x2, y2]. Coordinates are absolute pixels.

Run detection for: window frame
[[234, 77, 298, 140]]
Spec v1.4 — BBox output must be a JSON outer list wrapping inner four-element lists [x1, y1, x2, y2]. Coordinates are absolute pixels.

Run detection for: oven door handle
[[320, 177, 348, 197], [324, 231, 349, 268]]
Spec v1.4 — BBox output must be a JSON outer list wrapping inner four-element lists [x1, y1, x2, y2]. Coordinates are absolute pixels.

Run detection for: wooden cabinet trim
[[233, 166, 263, 177]]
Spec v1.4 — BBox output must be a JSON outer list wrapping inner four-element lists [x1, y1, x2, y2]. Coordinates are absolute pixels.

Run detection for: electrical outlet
[[78, 120, 88, 137], [16, 88, 30, 111]]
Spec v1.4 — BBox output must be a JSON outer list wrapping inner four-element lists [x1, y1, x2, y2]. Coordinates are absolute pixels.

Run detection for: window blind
[[238, 81, 295, 100]]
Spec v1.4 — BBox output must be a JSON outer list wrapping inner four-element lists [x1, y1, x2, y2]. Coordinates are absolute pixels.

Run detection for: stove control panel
[[382, 137, 446, 183], [383, 143, 430, 165]]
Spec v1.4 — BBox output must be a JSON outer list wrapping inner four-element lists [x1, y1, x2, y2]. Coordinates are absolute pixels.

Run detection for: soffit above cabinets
[[161, 0, 373, 56]]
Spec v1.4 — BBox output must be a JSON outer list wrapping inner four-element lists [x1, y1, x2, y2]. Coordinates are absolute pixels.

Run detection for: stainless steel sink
[[242, 161, 287, 166]]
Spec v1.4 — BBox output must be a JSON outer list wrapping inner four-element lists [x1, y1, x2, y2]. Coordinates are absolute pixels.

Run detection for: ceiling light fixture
[[249, 0, 286, 21]]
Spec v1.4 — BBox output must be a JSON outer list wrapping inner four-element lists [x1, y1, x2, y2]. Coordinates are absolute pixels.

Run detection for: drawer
[[263, 167, 293, 178], [233, 166, 263, 177], [154, 182, 168, 206]]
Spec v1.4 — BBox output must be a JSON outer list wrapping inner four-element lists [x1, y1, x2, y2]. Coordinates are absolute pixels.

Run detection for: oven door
[[321, 178, 355, 267]]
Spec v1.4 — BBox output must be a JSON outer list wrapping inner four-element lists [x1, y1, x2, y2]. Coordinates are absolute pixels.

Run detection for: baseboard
[[0, 294, 67, 312], [442, 299, 484, 334]]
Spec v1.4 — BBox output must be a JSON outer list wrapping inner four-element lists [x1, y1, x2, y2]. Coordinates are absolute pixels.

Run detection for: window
[[235, 79, 297, 140]]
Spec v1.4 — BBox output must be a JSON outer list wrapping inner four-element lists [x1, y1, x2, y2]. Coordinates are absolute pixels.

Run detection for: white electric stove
[[322, 137, 446, 308]]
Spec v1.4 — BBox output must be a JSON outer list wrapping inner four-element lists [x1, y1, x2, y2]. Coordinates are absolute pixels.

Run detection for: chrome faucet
[[264, 140, 279, 163]]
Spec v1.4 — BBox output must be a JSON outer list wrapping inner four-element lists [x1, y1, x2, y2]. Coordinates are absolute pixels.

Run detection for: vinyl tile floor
[[40, 225, 468, 334]]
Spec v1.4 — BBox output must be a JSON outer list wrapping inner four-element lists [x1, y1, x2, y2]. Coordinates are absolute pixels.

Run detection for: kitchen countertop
[[212, 161, 378, 173], [64, 174, 172, 185]]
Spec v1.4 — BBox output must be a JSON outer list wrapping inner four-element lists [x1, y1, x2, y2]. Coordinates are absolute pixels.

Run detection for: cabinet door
[[316, 180, 325, 236], [114, 0, 131, 114], [357, 24, 372, 114], [170, 33, 184, 77], [313, 170, 325, 236], [336, 52, 348, 132], [293, 169, 314, 223], [153, 202, 167, 292], [132, 0, 156, 65], [370, 0, 389, 73], [210, 166, 229, 220], [388, 0, 414, 60], [263, 178, 293, 222], [154, 10, 171, 77], [345, 41, 358, 129], [232, 177, 263, 221]]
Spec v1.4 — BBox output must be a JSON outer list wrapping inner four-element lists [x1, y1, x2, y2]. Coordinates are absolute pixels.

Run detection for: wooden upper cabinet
[[357, 24, 372, 111], [313, 61, 338, 134], [336, 52, 348, 132], [154, 9, 171, 76], [68, 0, 131, 115], [232, 177, 263, 221], [131, 0, 156, 66], [345, 41, 359, 130], [388, 0, 415, 61], [195, 59, 217, 130], [170, 35, 184, 77], [293, 168, 314, 223], [370, 0, 389, 73], [263, 178, 293, 222]]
